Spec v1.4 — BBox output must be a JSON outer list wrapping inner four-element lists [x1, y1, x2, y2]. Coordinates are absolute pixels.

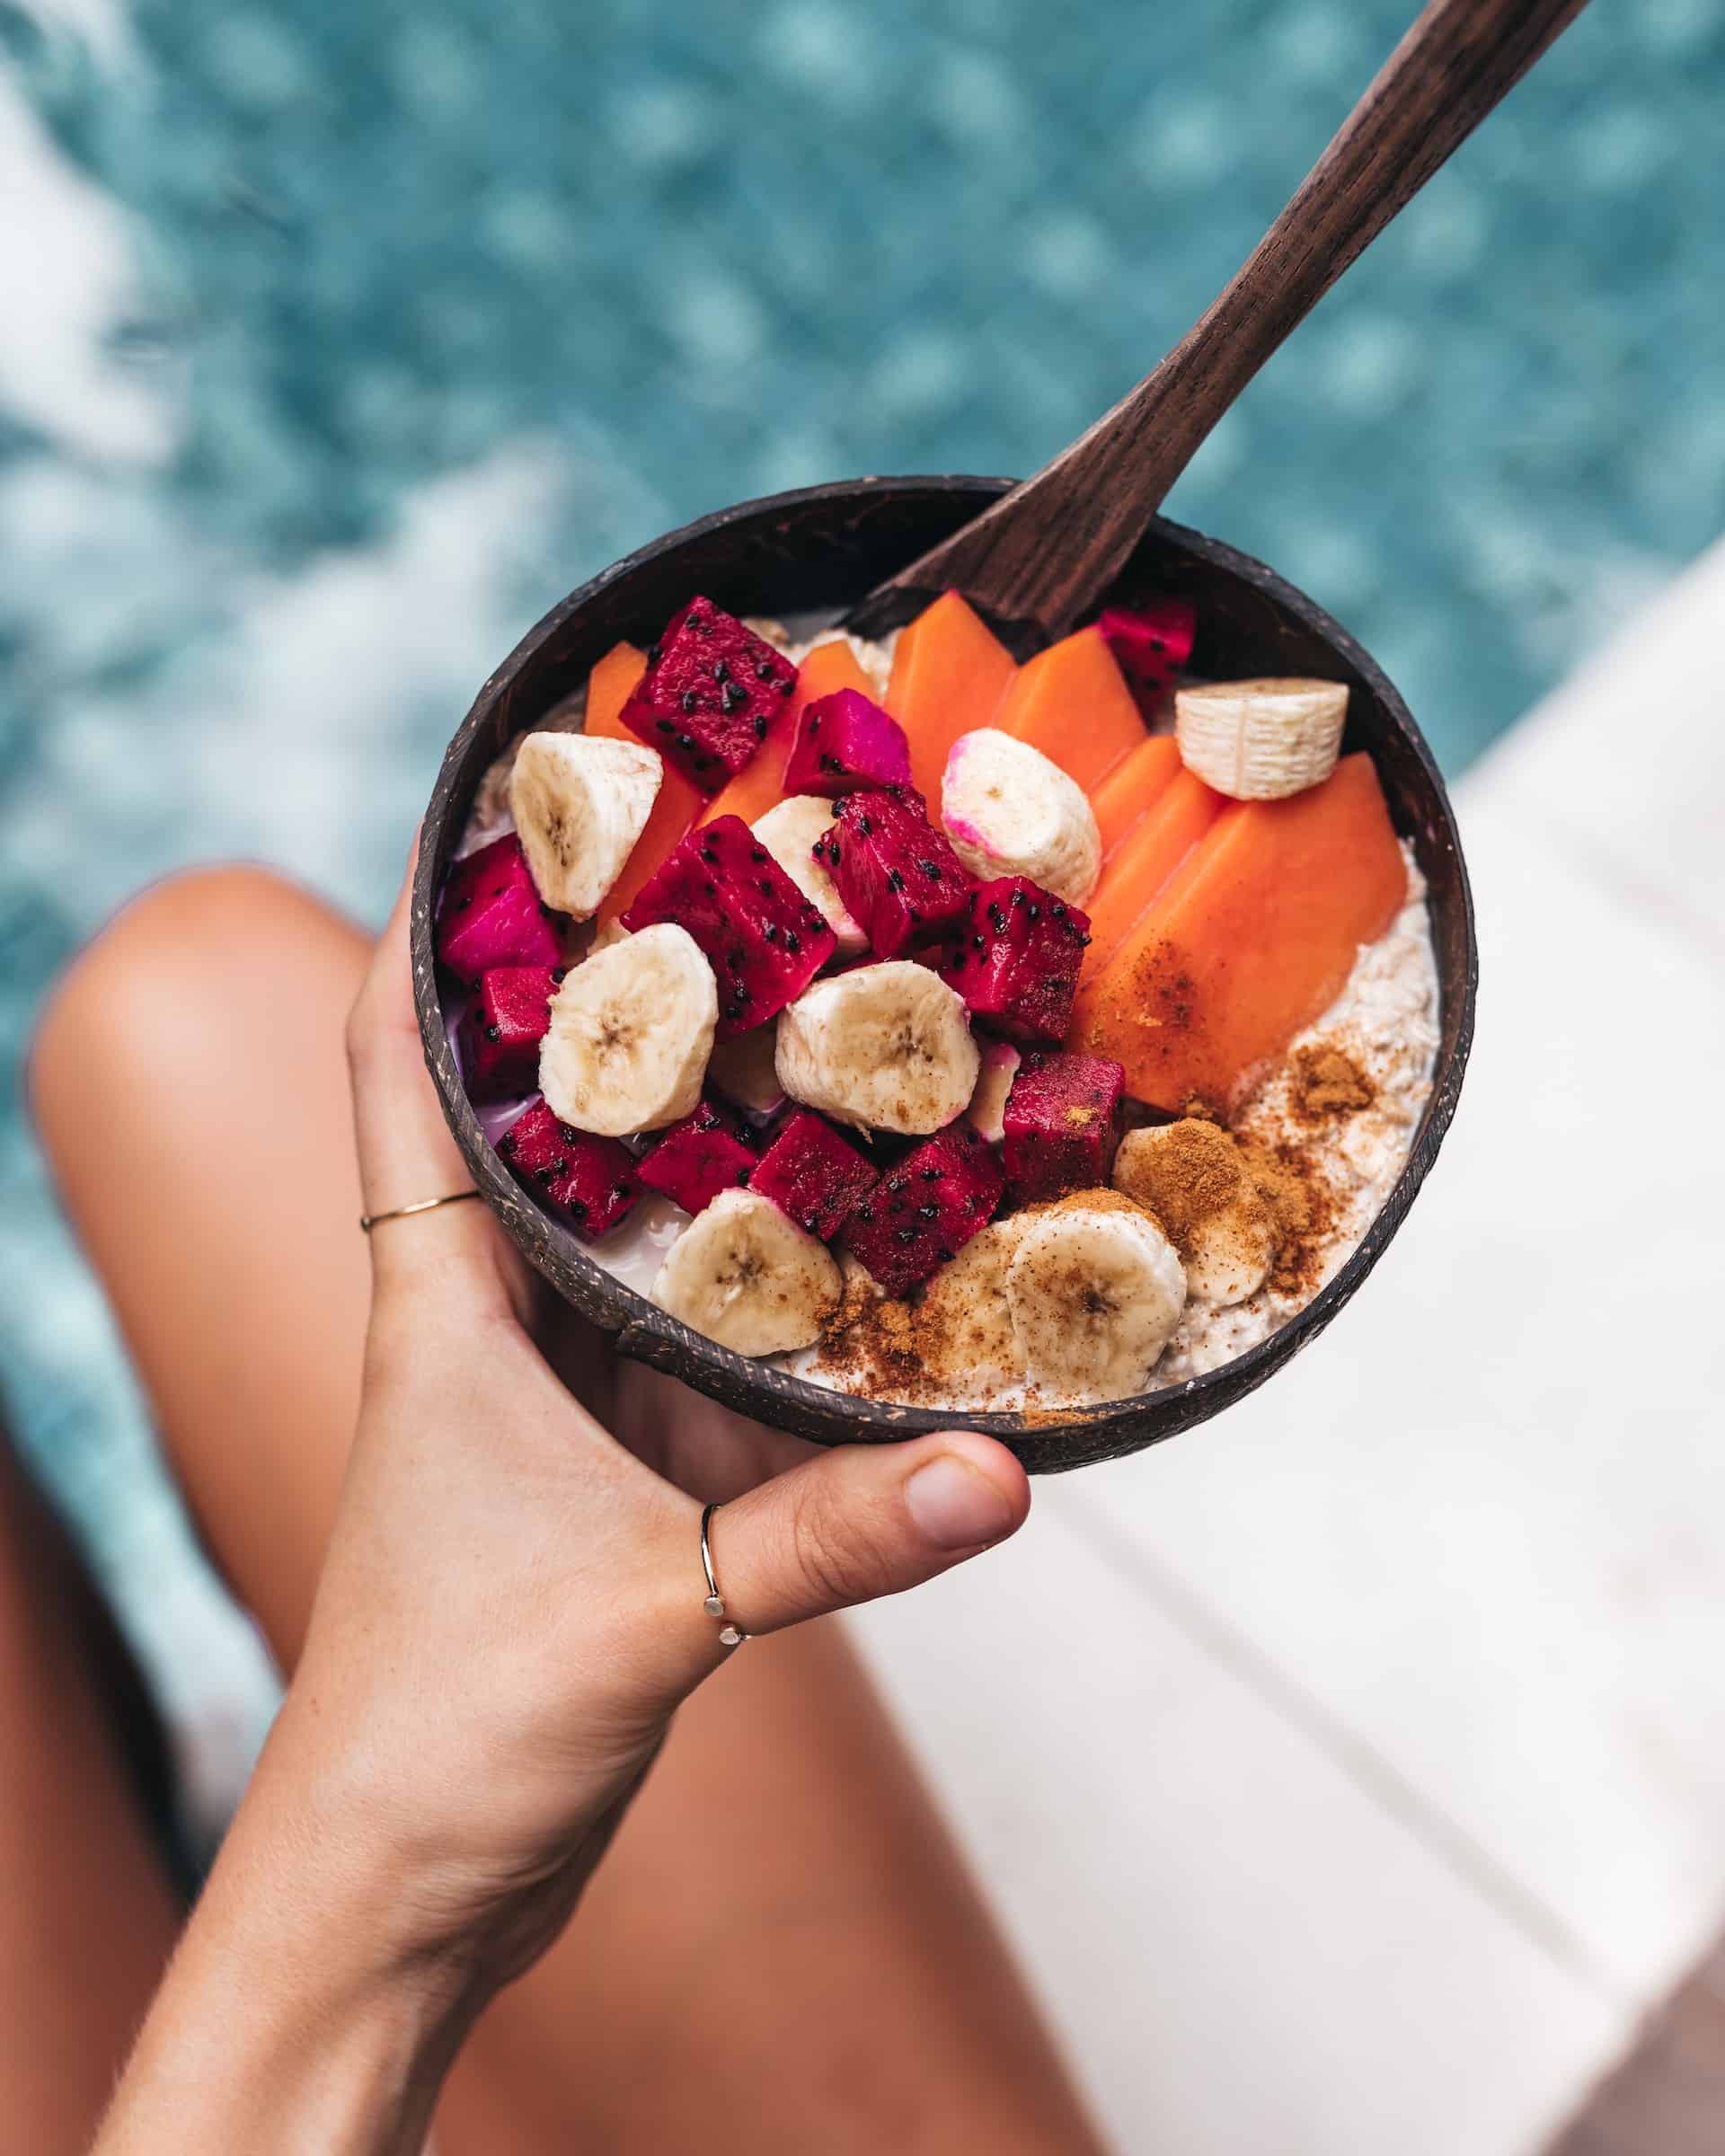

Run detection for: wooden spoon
[[848, 0, 1591, 650]]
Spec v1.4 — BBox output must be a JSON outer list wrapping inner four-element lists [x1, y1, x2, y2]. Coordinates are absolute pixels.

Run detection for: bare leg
[[31, 866, 1104, 2155], [0, 1426, 181, 2150]]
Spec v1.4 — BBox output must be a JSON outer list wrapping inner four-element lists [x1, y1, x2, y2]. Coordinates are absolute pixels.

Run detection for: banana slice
[[1006, 1198, 1187, 1401], [509, 731, 663, 919], [751, 795, 868, 957], [470, 692, 586, 841], [941, 729, 1101, 906], [775, 961, 979, 1136], [652, 1188, 842, 1356], [917, 1221, 1028, 1391], [1174, 678, 1348, 800], [538, 923, 716, 1136], [1112, 1120, 1274, 1306]]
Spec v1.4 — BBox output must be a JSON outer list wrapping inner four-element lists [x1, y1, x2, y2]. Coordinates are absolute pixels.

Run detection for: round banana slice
[[940, 728, 1101, 906], [1174, 678, 1348, 801], [916, 1222, 1029, 1392], [1182, 1210, 1274, 1306], [509, 731, 664, 919], [652, 1188, 842, 1356], [1006, 1201, 1187, 1402], [1112, 1120, 1274, 1307], [538, 923, 715, 1137], [470, 692, 586, 840], [775, 961, 979, 1136], [751, 795, 868, 957]]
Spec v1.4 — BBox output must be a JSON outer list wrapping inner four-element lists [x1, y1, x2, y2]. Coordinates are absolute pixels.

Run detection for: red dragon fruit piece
[[815, 789, 973, 959], [458, 964, 561, 1102], [496, 1099, 641, 1239], [842, 1120, 1004, 1296], [637, 1099, 756, 1215], [1002, 1051, 1126, 1204], [1097, 597, 1197, 720], [938, 877, 1092, 1045], [749, 1109, 879, 1241], [782, 688, 914, 798], [621, 814, 836, 1038], [437, 834, 564, 985], [619, 596, 799, 792]]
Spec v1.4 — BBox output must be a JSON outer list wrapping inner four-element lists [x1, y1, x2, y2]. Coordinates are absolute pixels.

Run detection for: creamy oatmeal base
[[455, 623, 1438, 1414]]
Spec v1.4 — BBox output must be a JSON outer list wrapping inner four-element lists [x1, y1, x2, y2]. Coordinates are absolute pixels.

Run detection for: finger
[[639, 1432, 1029, 1693], [348, 835, 493, 1287]]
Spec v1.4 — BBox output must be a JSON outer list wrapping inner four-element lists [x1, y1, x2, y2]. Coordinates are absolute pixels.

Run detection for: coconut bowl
[[412, 476, 1476, 1472]]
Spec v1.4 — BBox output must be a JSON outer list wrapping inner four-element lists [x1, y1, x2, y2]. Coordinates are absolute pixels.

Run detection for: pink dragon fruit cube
[[458, 964, 561, 1102], [638, 1100, 757, 1215], [1002, 1052, 1126, 1204], [782, 689, 913, 798], [749, 1109, 879, 1241], [622, 815, 836, 1038], [939, 877, 1092, 1045], [496, 1100, 641, 1239], [619, 596, 799, 792], [437, 835, 564, 985], [815, 789, 972, 959], [842, 1120, 1004, 1295], [1097, 597, 1197, 720]]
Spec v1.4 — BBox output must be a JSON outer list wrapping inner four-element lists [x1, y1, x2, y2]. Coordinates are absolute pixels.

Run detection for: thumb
[[695, 1432, 1030, 1640]]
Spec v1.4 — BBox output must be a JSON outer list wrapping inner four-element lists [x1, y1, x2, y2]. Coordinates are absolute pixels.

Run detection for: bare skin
[[0, 1433, 180, 2151], [22, 862, 1104, 2155]]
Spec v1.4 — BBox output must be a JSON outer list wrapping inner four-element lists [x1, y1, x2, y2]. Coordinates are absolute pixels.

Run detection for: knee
[[29, 865, 336, 1145]]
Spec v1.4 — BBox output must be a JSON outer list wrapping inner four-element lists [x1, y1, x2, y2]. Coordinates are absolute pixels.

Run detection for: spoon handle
[[853, 0, 1591, 647]]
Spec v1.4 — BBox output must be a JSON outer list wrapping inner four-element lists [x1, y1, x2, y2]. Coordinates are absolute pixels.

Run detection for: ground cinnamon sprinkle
[[1240, 1134, 1337, 1299], [817, 1229, 1025, 1405], [817, 1288, 935, 1401], [816, 1191, 1163, 1406], [1288, 1043, 1374, 1123], [1109, 1107, 1341, 1304], [1029, 1187, 1146, 1225], [1112, 1118, 1252, 1258]]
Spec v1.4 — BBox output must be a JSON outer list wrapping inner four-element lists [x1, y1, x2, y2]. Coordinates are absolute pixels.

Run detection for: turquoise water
[[1, 0, 1721, 1782]]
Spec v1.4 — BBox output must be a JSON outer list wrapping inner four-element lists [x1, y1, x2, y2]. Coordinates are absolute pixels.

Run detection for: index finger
[[348, 835, 478, 1242]]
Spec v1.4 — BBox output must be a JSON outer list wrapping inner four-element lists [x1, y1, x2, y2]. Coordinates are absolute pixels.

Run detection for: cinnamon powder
[[1288, 1044, 1374, 1123], [817, 1229, 1025, 1406], [1111, 1113, 1340, 1303], [1112, 1118, 1254, 1258], [815, 1192, 1162, 1407], [1239, 1135, 1337, 1299]]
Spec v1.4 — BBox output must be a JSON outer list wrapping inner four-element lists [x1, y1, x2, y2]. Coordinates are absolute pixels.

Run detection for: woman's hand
[[97, 848, 1031, 2155]]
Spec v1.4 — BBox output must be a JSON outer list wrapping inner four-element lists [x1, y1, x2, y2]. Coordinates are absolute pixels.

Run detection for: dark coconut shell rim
[[413, 476, 1477, 1474]]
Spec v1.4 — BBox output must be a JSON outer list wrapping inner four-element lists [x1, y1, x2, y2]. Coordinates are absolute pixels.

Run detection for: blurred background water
[[2, 0, 1722, 1811]]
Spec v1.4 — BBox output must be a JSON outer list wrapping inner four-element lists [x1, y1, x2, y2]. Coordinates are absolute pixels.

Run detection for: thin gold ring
[[358, 1189, 481, 1234]]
